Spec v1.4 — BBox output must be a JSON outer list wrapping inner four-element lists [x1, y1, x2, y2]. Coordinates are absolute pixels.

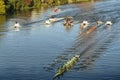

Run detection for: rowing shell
[[53, 55, 80, 80], [45, 18, 64, 25]]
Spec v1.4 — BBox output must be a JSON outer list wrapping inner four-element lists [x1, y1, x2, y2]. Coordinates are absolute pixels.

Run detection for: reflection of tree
[[0, 0, 5, 14], [0, 15, 6, 31], [0, 15, 6, 41], [64, 25, 73, 32], [76, 1, 94, 13]]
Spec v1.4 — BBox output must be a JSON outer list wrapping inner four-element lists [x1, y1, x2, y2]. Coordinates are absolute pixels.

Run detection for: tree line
[[0, 0, 95, 15]]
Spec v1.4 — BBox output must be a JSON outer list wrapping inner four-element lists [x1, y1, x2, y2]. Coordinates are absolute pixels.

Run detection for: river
[[0, 0, 120, 80]]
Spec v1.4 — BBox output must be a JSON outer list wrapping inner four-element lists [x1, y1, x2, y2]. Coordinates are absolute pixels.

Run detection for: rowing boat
[[53, 55, 80, 80], [45, 18, 64, 25]]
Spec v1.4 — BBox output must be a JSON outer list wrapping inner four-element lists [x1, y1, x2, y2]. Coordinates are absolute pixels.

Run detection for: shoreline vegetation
[[0, 0, 100, 15]]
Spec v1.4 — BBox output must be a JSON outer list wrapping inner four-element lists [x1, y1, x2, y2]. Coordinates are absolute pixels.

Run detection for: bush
[[0, 1, 6, 14]]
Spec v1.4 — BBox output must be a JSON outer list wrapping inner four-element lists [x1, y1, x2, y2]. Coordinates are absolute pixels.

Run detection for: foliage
[[0, 0, 6, 14], [33, 0, 40, 8], [3, 0, 97, 14]]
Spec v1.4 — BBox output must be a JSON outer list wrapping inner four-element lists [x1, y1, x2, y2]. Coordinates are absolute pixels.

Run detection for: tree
[[0, 0, 6, 14]]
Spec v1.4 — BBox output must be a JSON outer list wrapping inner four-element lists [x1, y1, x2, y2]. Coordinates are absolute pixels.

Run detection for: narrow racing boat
[[53, 55, 80, 80], [45, 18, 64, 25], [64, 16, 74, 26]]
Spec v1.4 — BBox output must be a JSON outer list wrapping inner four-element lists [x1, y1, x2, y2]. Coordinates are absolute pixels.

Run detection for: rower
[[14, 21, 20, 28], [64, 16, 74, 26], [105, 21, 112, 26], [97, 20, 103, 26], [49, 15, 56, 22], [80, 20, 89, 29], [53, 7, 60, 13], [45, 20, 51, 25]]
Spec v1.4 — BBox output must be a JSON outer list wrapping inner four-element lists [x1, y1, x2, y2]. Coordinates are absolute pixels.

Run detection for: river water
[[0, 0, 120, 80]]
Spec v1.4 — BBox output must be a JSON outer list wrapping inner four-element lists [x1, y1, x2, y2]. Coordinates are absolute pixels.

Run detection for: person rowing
[[80, 20, 89, 29], [45, 15, 55, 25], [53, 7, 60, 13], [45, 15, 64, 25], [64, 16, 74, 26], [97, 20, 103, 26], [49, 15, 56, 22], [105, 21, 112, 26], [14, 21, 20, 28]]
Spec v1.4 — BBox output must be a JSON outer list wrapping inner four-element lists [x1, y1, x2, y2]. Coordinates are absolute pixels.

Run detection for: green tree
[[8, 0, 16, 8], [0, 0, 6, 14], [34, 0, 40, 8]]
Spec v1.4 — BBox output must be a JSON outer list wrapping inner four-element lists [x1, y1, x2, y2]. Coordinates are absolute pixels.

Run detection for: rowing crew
[[63, 16, 112, 28], [14, 21, 21, 28], [64, 16, 74, 26], [80, 20, 112, 29], [45, 15, 56, 25], [14, 17, 112, 29]]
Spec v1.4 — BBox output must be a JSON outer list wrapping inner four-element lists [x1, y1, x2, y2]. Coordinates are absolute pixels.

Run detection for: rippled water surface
[[0, 0, 120, 80]]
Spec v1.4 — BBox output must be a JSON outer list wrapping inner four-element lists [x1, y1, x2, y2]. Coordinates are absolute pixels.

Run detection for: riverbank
[[0, 0, 101, 15], [0, 1, 5, 15]]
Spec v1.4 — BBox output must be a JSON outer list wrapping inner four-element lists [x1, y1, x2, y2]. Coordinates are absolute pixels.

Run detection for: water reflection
[[0, 15, 6, 31], [5, 7, 50, 33], [0, 15, 6, 40], [64, 25, 73, 32]]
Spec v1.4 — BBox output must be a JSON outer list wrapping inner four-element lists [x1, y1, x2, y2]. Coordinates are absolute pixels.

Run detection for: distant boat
[[64, 16, 74, 26], [45, 20, 51, 25], [53, 55, 80, 80], [105, 21, 112, 26], [14, 22, 21, 28], [45, 17, 64, 25], [53, 7, 60, 13], [80, 20, 89, 29], [97, 20, 103, 26]]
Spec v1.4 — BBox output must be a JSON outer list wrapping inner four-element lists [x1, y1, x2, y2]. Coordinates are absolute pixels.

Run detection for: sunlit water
[[0, 0, 120, 80]]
